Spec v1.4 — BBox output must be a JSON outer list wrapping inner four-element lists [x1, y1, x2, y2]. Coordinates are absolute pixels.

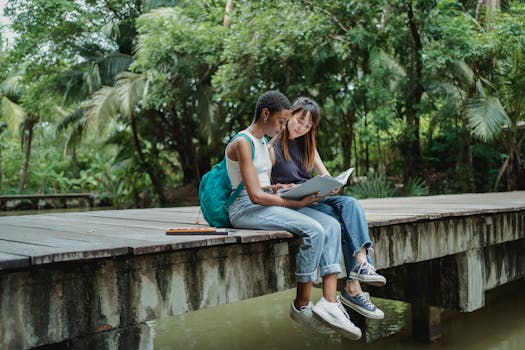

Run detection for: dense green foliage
[[1, 0, 524, 206]]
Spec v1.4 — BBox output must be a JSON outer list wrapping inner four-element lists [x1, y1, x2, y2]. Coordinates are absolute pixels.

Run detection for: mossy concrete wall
[[368, 211, 525, 312], [0, 241, 293, 349]]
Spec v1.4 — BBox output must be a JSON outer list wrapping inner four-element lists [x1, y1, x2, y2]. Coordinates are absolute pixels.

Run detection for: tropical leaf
[[84, 63, 102, 95], [346, 173, 397, 199], [96, 53, 134, 84], [114, 71, 147, 118], [0, 75, 26, 97], [85, 86, 119, 129], [0, 95, 26, 133], [465, 96, 511, 142], [403, 177, 430, 196], [369, 47, 406, 77], [447, 60, 475, 87]]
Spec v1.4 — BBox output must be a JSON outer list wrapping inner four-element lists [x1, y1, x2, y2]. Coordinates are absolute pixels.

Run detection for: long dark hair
[[280, 97, 320, 171]]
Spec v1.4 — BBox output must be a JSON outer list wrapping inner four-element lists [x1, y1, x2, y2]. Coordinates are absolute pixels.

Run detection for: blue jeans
[[229, 192, 342, 283], [313, 196, 372, 281]]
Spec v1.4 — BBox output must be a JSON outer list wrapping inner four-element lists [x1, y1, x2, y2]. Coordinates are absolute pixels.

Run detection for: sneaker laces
[[357, 293, 375, 310], [359, 261, 377, 274]]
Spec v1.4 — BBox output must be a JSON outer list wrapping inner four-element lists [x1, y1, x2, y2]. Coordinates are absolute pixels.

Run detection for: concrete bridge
[[0, 191, 524, 348]]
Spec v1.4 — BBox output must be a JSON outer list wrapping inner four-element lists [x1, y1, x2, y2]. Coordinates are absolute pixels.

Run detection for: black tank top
[[271, 136, 312, 184]]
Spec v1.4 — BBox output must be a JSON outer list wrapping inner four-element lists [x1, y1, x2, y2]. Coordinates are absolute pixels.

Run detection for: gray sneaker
[[350, 262, 386, 286], [340, 290, 384, 319], [312, 297, 362, 340], [290, 301, 334, 334]]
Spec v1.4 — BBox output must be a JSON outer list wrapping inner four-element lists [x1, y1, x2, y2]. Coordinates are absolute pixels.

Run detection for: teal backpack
[[199, 133, 255, 228]]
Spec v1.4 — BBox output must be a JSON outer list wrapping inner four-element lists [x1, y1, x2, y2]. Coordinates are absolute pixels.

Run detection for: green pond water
[[150, 281, 525, 350]]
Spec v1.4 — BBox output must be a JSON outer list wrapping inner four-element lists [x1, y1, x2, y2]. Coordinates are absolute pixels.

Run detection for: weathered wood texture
[[1, 191, 523, 270]]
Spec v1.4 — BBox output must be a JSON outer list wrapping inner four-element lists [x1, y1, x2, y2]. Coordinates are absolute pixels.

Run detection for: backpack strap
[[231, 132, 255, 159], [225, 133, 255, 206]]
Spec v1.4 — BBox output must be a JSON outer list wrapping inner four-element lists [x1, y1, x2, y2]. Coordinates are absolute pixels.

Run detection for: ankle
[[345, 281, 363, 296], [294, 299, 309, 309]]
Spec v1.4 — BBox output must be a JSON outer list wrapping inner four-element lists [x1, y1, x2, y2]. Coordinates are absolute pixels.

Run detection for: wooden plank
[[0, 216, 291, 256], [0, 223, 154, 248], [0, 238, 128, 266], [0, 218, 203, 255], [0, 191, 523, 270]]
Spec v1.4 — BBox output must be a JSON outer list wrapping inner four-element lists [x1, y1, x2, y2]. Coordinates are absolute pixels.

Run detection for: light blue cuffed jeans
[[312, 195, 373, 281], [229, 191, 342, 283]]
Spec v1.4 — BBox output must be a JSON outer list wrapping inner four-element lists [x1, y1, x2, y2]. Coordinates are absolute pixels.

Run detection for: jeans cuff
[[352, 242, 373, 257], [295, 271, 318, 283], [319, 263, 341, 277]]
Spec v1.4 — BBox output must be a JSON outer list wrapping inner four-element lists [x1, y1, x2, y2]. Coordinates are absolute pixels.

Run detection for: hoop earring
[[264, 116, 268, 123]]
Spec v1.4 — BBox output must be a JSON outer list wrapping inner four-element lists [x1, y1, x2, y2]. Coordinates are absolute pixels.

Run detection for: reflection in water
[[151, 282, 525, 350]]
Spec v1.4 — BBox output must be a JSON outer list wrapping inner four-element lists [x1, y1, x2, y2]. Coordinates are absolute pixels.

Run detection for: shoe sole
[[312, 308, 362, 340], [349, 272, 387, 286], [339, 297, 384, 320], [290, 309, 334, 334]]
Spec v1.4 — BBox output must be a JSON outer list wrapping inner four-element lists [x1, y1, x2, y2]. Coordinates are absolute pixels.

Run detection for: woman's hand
[[274, 183, 296, 191], [329, 187, 341, 195], [298, 192, 321, 207]]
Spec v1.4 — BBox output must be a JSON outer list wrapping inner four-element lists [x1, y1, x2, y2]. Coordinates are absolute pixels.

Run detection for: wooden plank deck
[[0, 191, 524, 271]]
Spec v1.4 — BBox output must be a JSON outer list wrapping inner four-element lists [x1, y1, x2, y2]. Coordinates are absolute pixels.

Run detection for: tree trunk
[[456, 125, 476, 192], [364, 111, 370, 172], [403, 1, 424, 184], [129, 113, 167, 206], [0, 145, 3, 192], [71, 144, 79, 179], [341, 111, 354, 170], [168, 106, 201, 184], [224, 0, 233, 27], [457, 80, 477, 192], [19, 119, 35, 191]]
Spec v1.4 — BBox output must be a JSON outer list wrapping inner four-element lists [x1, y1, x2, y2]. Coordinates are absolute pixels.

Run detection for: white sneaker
[[290, 301, 334, 334], [312, 297, 362, 340]]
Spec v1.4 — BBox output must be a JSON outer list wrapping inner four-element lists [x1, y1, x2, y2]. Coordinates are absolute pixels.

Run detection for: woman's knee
[[324, 215, 342, 236], [342, 196, 360, 208], [303, 221, 326, 245]]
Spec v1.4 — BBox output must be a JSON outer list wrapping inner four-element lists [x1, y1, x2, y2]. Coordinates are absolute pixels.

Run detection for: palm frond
[[0, 95, 26, 133], [446, 60, 475, 87], [84, 63, 102, 94], [369, 47, 406, 77], [114, 72, 147, 118], [347, 174, 397, 199], [465, 96, 511, 142], [96, 53, 134, 84], [56, 107, 84, 132], [63, 119, 86, 154], [427, 82, 463, 100], [403, 177, 429, 196], [0, 75, 25, 98], [85, 86, 119, 129]]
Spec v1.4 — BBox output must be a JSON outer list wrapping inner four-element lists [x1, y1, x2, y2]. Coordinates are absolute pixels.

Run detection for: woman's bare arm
[[314, 149, 330, 176], [228, 138, 316, 208]]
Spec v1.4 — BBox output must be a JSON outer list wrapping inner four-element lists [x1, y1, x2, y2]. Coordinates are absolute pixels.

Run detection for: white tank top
[[226, 130, 272, 189]]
